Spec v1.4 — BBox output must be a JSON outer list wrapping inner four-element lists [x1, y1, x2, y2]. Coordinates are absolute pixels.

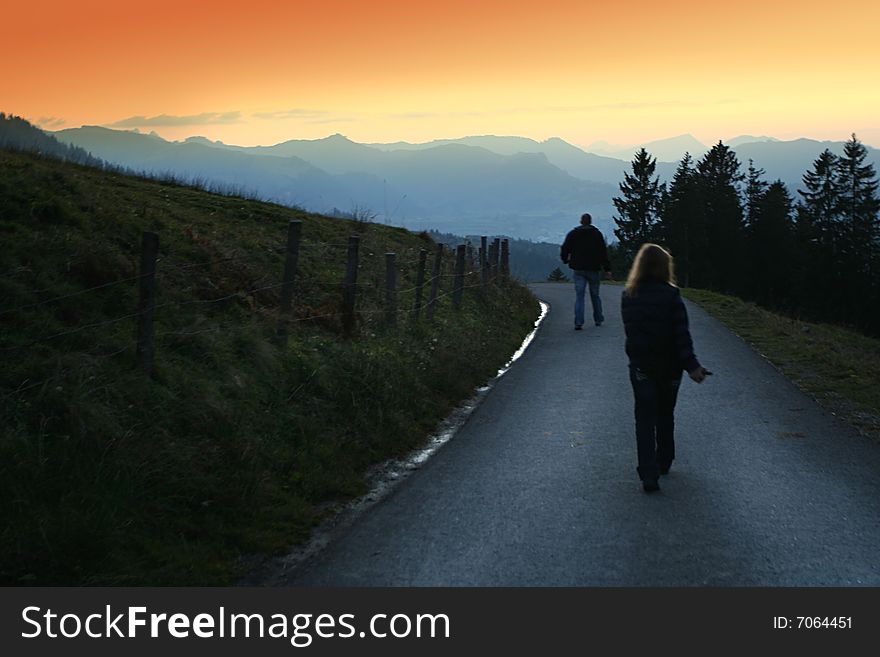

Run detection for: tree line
[[0, 112, 103, 167], [427, 230, 562, 282], [612, 136, 880, 335]]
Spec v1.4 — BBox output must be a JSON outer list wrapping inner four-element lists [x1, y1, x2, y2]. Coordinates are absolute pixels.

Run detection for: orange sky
[[4, 0, 879, 147]]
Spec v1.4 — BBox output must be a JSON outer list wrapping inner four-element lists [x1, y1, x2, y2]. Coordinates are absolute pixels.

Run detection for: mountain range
[[50, 126, 879, 243]]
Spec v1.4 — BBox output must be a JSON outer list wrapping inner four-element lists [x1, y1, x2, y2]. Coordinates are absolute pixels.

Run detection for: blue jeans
[[573, 270, 603, 326], [629, 366, 682, 481]]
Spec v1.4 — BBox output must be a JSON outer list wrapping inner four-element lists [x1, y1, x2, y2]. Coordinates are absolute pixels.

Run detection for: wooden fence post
[[136, 231, 159, 377], [480, 236, 488, 288], [427, 243, 443, 320], [385, 252, 397, 327], [488, 240, 496, 282], [277, 220, 302, 343], [491, 238, 501, 281], [452, 244, 466, 309], [501, 238, 510, 281], [413, 248, 427, 320], [342, 235, 360, 335]]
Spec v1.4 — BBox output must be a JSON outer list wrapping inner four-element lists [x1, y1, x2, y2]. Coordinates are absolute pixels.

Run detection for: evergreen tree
[[835, 135, 879, 265], [744, 159, 768, 229], [659, 153, 704, 287], [798, 149, 840, 242], [795, 149, 841, 318], [606, 241, 631, 278], [612, 148, 665, 258], [696, 142, 745, 293], [834, 134, 880, 328], [748, 181, 794, 307]]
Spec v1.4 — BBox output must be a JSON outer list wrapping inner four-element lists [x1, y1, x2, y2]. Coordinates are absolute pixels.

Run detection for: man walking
[[560, 213, 611, 329]]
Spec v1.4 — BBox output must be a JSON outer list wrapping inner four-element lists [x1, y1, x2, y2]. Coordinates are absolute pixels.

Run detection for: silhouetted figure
[[621, 244, 710, 493], [560, 213, 611, 329]]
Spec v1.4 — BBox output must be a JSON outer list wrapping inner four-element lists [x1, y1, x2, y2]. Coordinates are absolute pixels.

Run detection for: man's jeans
[[629, 366, 682, 481], [573, 270, 603, 326]]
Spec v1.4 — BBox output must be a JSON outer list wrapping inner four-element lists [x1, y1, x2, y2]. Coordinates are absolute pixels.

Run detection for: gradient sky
[[5, 0, 879, 148]]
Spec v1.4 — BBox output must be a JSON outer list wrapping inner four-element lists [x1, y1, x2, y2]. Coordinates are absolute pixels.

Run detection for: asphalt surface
[[284, 282, 880, 586]]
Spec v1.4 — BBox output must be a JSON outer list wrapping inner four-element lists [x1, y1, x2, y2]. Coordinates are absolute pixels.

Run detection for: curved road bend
[[283, 282, 880, 586]]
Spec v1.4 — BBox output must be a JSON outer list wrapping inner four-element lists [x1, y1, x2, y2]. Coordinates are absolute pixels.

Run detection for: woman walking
[[621, 244, 710, 493]]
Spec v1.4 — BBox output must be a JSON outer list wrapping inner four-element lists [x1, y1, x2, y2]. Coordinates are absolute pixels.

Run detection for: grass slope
[[682, 288, 880, 440], [0, 149, 539, 584]]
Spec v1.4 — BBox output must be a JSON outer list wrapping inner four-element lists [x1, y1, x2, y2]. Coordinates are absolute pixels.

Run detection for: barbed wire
[[0, 265, 34, 280], [2, 232, 509, 352], [0, 272, 150, 317], [0, 310, 146, 352], [163, 275, 497, 335], [173, 280, 288, 307], [2, 377, 53, 400], [297, 242, 353, 249], [2, 290, 463, 352], [0, 344, 130, 401], [154, 324, 231, 340], [159, 253, 260, 273], [0, 242, 129, 265]]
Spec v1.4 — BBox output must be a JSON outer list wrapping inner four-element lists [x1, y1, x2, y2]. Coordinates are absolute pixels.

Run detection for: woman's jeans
[[573, 270, 603, 326], [629, 366, 682, 481]]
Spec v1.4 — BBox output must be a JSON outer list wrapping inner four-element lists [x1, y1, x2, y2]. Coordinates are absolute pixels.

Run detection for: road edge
[[237, 298, 550, 586]]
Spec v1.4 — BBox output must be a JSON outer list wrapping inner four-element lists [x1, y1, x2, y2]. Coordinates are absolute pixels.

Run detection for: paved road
[[284, 282, 880, 586]]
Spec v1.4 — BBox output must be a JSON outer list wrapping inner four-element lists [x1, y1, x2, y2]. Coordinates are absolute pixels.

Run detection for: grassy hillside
[[0, 149, 539, 584], [682, 288, 880, 440]]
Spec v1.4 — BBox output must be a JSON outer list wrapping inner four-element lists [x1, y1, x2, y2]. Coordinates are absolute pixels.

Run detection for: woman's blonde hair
[[624, 243, 676, 296]]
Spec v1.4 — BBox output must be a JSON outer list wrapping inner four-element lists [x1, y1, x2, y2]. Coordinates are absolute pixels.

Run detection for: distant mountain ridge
[[44, 123, 880, 243], [732, 138, 880, 190], [53, 127, 618, 242], [588, 134, 709, 162]]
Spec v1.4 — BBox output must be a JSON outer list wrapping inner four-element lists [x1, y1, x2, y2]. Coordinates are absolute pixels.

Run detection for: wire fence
[[0, 221, 513, 382]]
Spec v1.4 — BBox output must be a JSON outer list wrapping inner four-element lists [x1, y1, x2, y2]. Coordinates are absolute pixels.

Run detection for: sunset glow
[[5, 0, 879, 147]]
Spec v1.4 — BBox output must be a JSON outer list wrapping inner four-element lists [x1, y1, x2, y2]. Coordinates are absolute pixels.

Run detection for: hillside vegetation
[[683, 288, 880, 440], [0, 148, 539, 584]]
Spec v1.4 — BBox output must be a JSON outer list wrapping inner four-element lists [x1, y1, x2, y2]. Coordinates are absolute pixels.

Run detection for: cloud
[[35, 116, 66, 129], [107, 112, 242, 128], [385, 100, 739, 120], [252, 109, 357, 125], [253, 109, 331, 120], [387, 110, 490, 120], [542, 99, 739, 113], [305, 116, 358, 125]]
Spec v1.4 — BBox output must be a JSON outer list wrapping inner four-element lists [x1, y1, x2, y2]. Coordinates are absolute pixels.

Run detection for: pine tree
[[612, 148, 665, 258], [741, 161, 770, 297], [795, 149, 841, 318], [798, 149, 840, 244], [659, 153, 704, 288], [696, 142, 745, 293], [835, 135, 879, 266], [749, 181, 794, 306], [744, 159, 768, 229], [834, 134, 880, 328], [795, 140, 880, 330]]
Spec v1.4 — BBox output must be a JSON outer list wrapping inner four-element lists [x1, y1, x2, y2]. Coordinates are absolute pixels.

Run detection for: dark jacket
[[560, 225, 610, 272], [621, 280, 700, 376]]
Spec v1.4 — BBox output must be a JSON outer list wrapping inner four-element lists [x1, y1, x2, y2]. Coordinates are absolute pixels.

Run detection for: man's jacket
[[560, 225, 610, 271]]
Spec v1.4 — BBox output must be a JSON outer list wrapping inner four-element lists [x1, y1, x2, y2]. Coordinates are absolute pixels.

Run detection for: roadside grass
[[681, 288, 880, 440], [0, 149, 539, 584]]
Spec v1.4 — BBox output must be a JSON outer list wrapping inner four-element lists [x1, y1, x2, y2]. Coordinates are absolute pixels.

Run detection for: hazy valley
[[45, 126, 878, 245]]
